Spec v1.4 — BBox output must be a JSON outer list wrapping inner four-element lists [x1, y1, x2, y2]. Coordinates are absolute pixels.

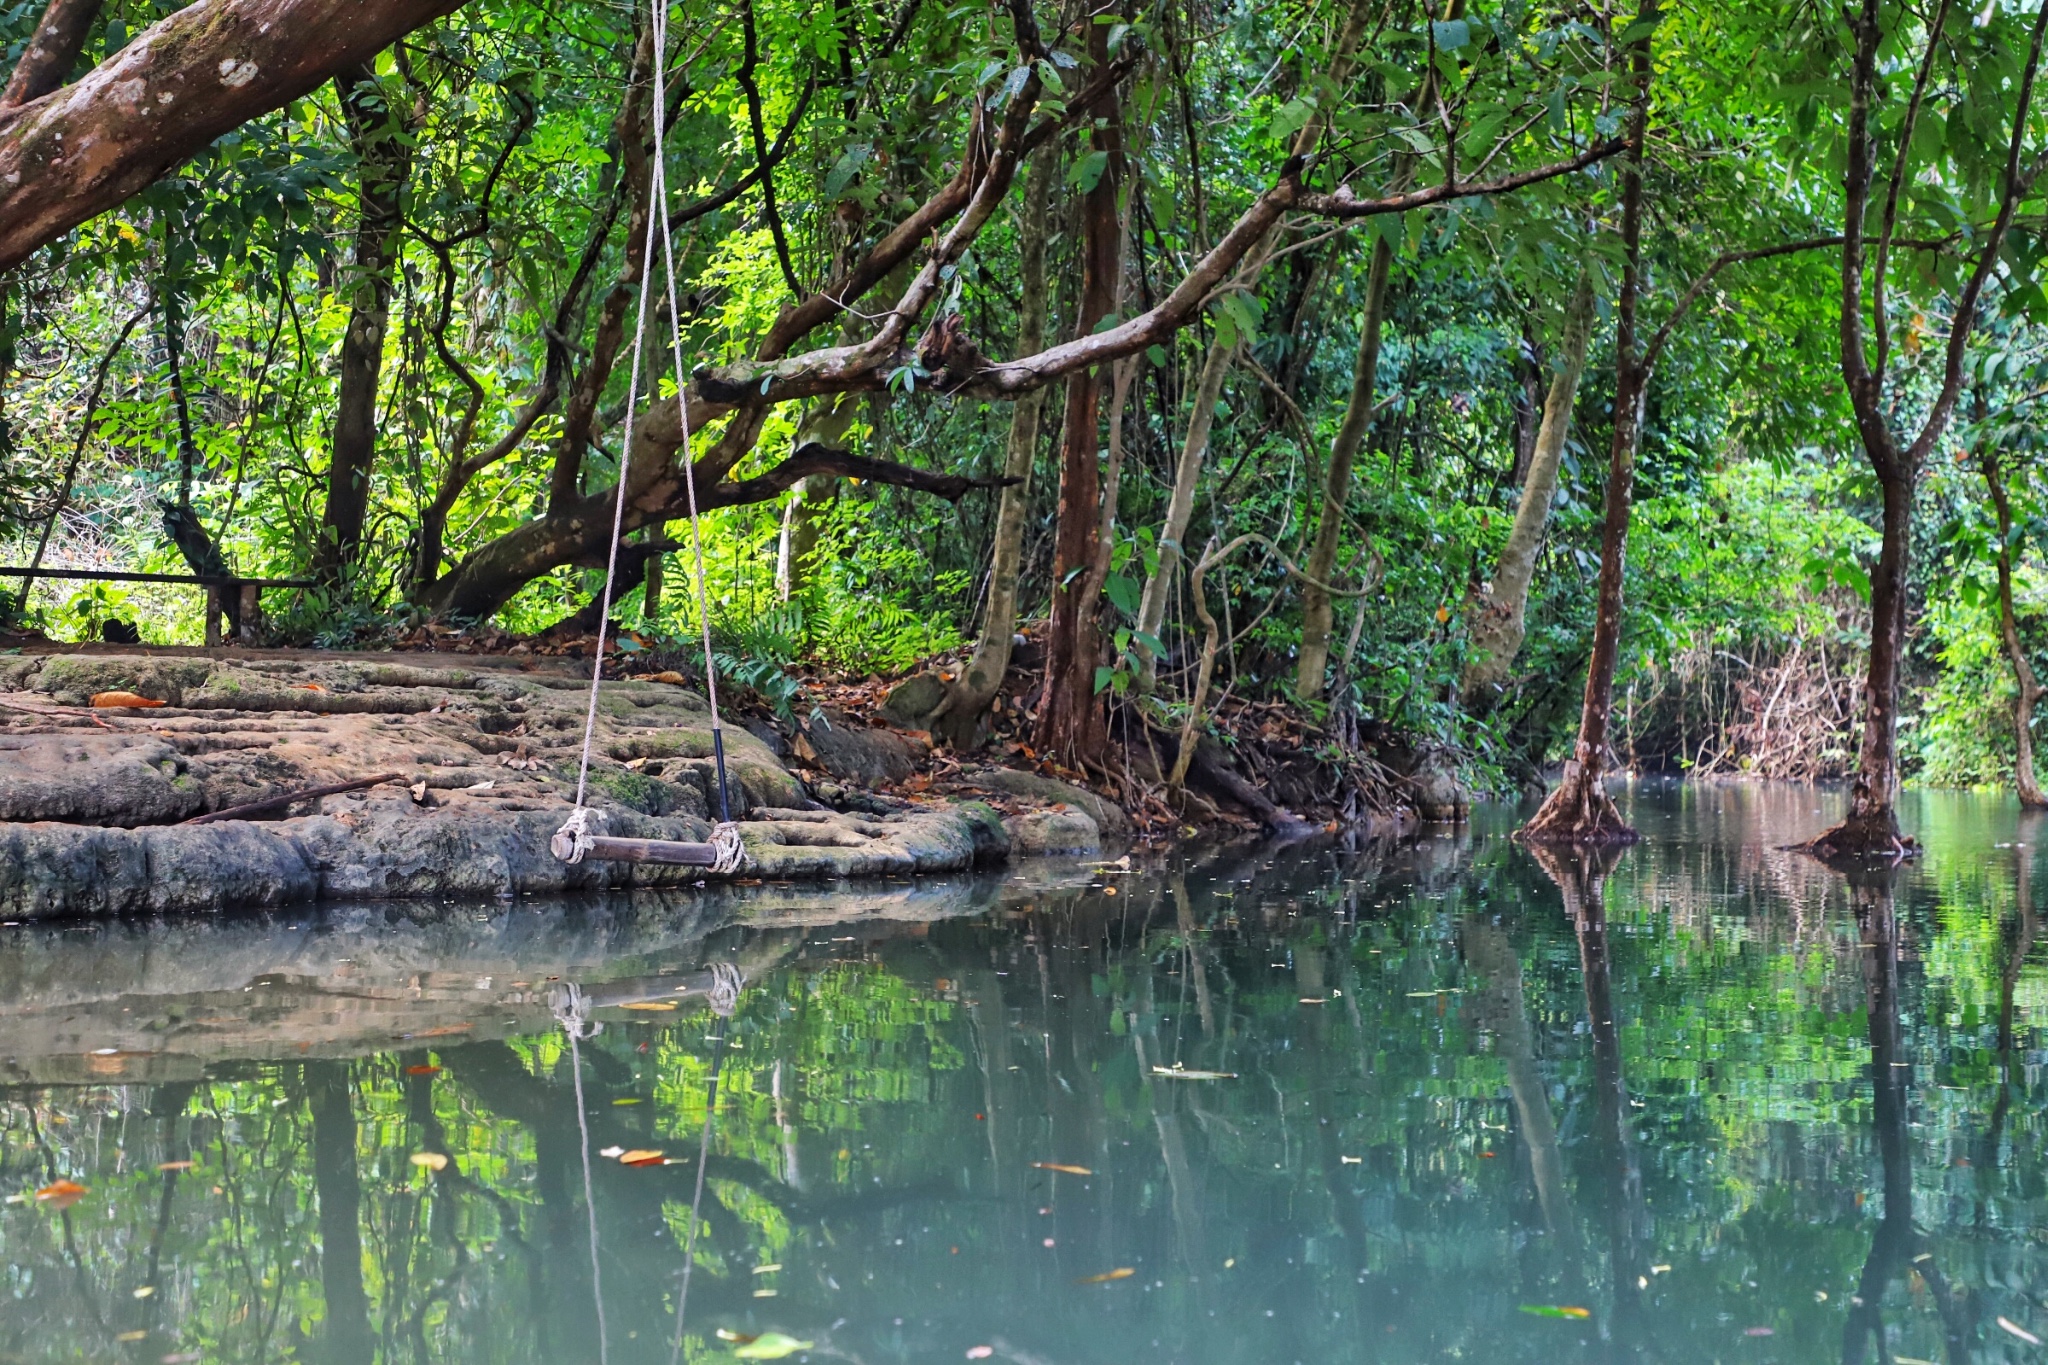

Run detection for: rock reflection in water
[[3, 786, 2048, 1364]]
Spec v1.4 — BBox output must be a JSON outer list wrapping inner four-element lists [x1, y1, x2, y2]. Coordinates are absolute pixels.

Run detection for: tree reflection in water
[[2, 788, 2048, 1363]]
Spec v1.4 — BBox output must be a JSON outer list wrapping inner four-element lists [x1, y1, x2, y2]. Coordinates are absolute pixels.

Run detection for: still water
[[3, 781, 2046, 1363]]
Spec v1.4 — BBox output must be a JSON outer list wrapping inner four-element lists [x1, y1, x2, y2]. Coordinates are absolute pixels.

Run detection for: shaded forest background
[[5, 0, 2048, 802]]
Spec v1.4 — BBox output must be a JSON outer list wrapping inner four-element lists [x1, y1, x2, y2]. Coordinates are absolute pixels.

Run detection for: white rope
[[550, 982, 610, 1365], [708, 821, 749, 876], [649, 0, 731, 823], [560, 0, 734, 864]]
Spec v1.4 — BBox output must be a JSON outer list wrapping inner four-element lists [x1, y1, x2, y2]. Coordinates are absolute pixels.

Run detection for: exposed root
[[1791, 797, 1921, 863], [1516, 757, 1638, 846]]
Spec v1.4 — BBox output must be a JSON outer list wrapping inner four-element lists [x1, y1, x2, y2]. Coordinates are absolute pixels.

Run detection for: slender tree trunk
[[548, 18, 654, 518], [315, 60, 413, 588], [1295, 234, 1391, 700], [1518, 24, 1654, 846], [1131, 0, 1374, 695], [1035, 21, 1123, 760], [931, 147, 1053, 746], [1811, 0, 2048, 855], [1982, 445, 2047, 806], [0, 0, 101, 109], [1461, 268, 1595, 710], [1134, 332, 1235, 692]]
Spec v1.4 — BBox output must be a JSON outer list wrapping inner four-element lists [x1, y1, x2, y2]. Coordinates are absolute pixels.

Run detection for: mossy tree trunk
[[1461, 267, 1595, 711], [315, 59, 415, 589], [1035, 18, 1123, 762]]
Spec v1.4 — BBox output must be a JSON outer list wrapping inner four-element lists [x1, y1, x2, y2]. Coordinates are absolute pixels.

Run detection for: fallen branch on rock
[[183, 773, 403, 825]]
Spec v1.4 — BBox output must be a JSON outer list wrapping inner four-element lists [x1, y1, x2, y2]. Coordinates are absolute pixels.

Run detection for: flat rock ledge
[[0, 797, 1010, 921]]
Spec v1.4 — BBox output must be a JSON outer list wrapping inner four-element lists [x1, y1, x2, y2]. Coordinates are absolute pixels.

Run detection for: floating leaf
[[405, 1024, 472, 1038], [612, 1097, 643, 1106], [733, 1332, 813, 1358], [753, 1263, 782, 1274], [2000, 1317, 2044, 1346], [116, 1331, 148, 1343], [1744, 1327, 1775, 1337], [1519, 1305, 1590, 1319], [599, 1146, 624, 1158], [1076, 1267, 1135, 1284], [405, 1065, 441, 1076], [35, 1180, 86, 1209], [1151, 1066, 1236, 1080], [717, 1329, 760, 1344], [618, 1150, 665, 1166], [410, 1152, 449, 1171], [1030, 1162, 1093, 1176], [966, 1350, 994, 1361], [156, 1160, 195, 1172], [622, 1001, 677, 1011], [133, 1285, 155, 1298]]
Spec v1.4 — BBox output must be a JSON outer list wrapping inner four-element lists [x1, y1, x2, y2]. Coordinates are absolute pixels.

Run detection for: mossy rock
[[587, 766, 695, 817], [35, 656, 214, 706]]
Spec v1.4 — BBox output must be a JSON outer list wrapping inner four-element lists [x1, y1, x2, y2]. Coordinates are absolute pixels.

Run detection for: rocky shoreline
[[0, 647, 1131, 919]]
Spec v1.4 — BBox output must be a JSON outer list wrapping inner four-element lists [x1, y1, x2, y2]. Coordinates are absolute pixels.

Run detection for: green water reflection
[[5, 781, 2048, 1363]]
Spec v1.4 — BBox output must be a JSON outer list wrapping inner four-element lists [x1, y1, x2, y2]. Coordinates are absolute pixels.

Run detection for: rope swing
[[554, 0, 745, 873]]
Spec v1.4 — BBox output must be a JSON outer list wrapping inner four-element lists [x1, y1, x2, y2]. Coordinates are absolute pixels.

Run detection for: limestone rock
[[964, 767, 1131, 844], [792, 714, 929, 786], [0, 734, 208, 826], [1003, 807, 1102, 856]]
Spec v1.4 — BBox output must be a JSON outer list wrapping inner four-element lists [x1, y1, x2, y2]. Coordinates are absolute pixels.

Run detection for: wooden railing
[[0, 566, 315, 646]]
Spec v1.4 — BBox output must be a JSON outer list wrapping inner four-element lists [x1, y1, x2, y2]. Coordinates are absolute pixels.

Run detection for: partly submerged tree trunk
[[315, 61, 413, 588], [0, 0, 101, 109], [1808, 0, 2048, 856], [1461, 267, 1595, 711], [1982, 445, 2048, 807], [1295, 234, 1391, 701], [1035, 21, 1123, 761], [0, 0, 468, 274], [1518, 25, 1653, 847], [931, 147, 1053, 747]]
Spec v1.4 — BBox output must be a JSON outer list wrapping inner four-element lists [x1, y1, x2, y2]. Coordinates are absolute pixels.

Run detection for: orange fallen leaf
[[35, 1179, 86, 1209], [156, 1160, 195, 1172], [1076, 1267, 1135, 1284], [717, 1330, 761, 1345], [619, 1150, 665, 1167], [90, 691, 164, 709], [1030, 1162, 1093, 1176], [405, 1023, 473, 1039], [405, 1064, 442, 1076], [292, 683, 327, 692]]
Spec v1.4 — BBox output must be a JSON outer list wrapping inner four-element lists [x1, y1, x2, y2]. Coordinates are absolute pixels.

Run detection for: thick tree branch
[[696, 137, 1623, 407], [698, 441, 1015, 510], [0, 0, 101, 109], [0, 0, 469, 271]]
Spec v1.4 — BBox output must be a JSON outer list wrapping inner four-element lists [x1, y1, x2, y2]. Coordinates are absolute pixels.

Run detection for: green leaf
[[1093, 665, 1117, 694], [1146, 344, 1168, 366], [823, 143, 873, 199], [1431, 18, 1471, 50], [1069, 149, 1110, 193], [1106, 573, 1141, 616]]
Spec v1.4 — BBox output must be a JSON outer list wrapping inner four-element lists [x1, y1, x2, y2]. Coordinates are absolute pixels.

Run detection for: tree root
[[1789, 805, 1921, 863], [1515, 758, 1638, 846]]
